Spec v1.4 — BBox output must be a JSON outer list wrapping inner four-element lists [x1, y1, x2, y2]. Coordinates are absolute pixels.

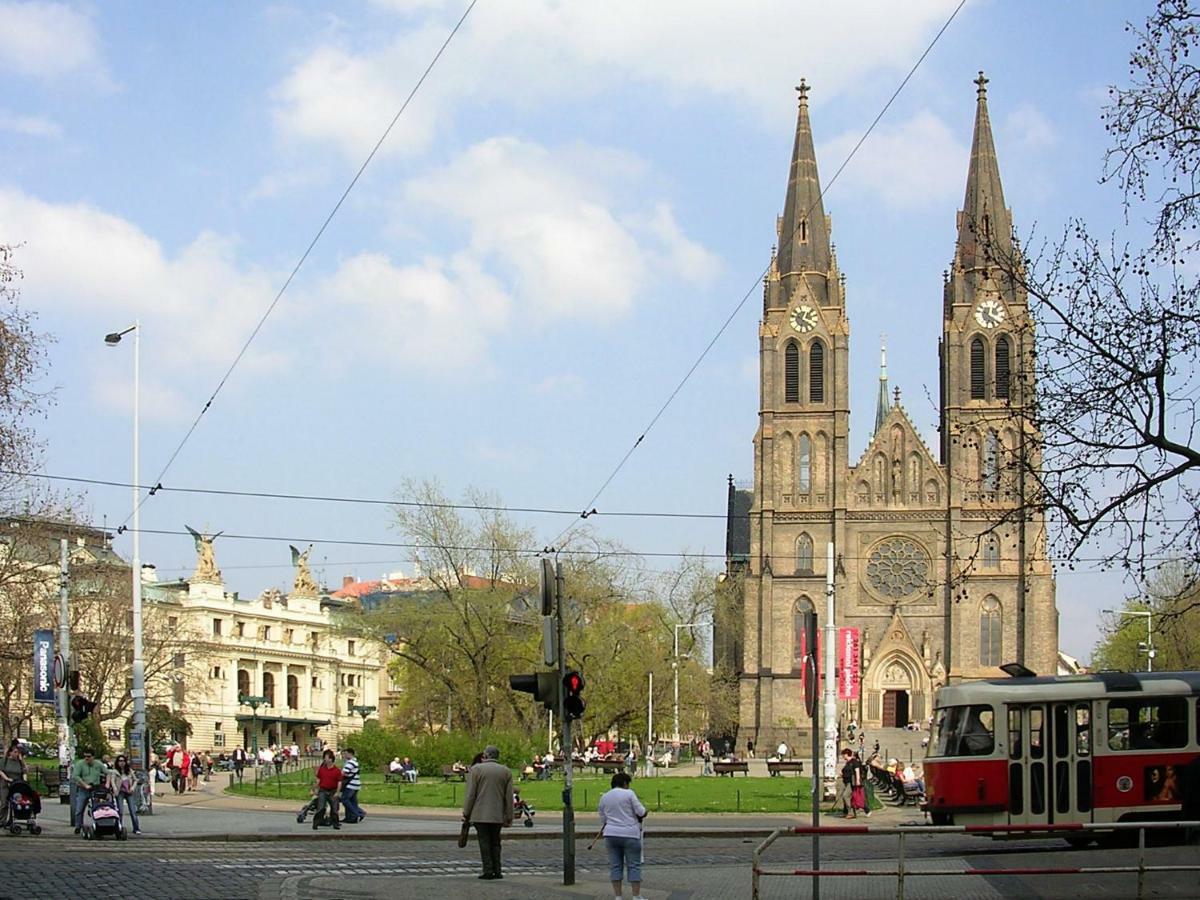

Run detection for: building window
[[348, 640, 356, 657], [168, 616, 178, 629], [980, 596, 1002, 667], [236, 621, 245, 638], [310, 631, 319, 647], [798, 434, 811, 493], [212, 618, 222, 637], [347, 697, 355, 713], [173, 652, 185, 668], [287, 674, 299, 710], [784, 342, 800, 403], [262, 671, 275, 706], [237, 669, 250, 698], [985, 430, 1000, 491], [212, 732, 224, 748], [210, 666, 223, 680], [311, 676, 318, 689], [792, 597, 815, 673], [795, 533, 814, 575], [995, 335, 1011, 399], [213, 721, 222, 731], [970, 337, 986, 399], [809, 341, 825, 403], [258, 625, 270, 641], [983, 534, 1000, 568], [799, 218, 808, 243], [285, 628, 294, 645]]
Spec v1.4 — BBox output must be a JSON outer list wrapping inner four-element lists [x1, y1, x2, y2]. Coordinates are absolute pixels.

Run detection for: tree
[[1092, 559, 1200, 670], [991, 2, 1200, 578], [0, 244, 52, 499]]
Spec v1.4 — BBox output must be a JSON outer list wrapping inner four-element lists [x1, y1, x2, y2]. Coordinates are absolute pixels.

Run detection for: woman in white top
[[597, 772, 647, 900]]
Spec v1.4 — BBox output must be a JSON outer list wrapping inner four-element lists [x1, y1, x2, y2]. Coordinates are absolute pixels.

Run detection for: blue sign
[[33, 629, 55, 705]]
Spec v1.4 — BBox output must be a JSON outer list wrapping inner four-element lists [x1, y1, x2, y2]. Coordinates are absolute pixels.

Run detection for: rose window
[[865, 538, 930, 599]]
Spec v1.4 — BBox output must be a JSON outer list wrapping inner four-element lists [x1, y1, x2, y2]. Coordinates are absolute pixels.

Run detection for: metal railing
[[752, 821, 1200, 900]]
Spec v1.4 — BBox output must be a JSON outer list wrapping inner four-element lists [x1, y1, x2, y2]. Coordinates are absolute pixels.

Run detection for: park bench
[[713, 760, 749, 777], [766, 759, 805, 776], [441, 765, 466, 782], [383, 765, 400, 783], [588, 759, 626, 775]]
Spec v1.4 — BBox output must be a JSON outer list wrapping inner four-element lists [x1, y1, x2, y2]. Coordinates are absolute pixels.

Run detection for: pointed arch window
[[985, 430, 1000, 491], [795, 533, 814, 575], [970, 337, 986, 399], [784, 342, 800, 403], [980, 596, 1002, 666], [792, 597, 815, 673], [798, 434, 811, 493], [995, 335, 1011, 399], [799, 218, 808, 244], [809, 341, 825, 403], [983, 533, 1000, 568]]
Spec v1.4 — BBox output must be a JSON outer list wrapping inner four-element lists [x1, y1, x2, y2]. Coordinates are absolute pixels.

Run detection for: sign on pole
[[33, 629, 55, 705], [837, 627, 860, 701]]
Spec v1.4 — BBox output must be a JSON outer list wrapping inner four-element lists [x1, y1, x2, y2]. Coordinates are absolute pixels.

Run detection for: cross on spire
[[975, 70, 989, 99], [795, 79, 810, 107]]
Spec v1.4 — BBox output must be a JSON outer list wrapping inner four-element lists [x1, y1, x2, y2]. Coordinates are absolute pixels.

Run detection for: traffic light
[[562, 670, 585, 720], [70, 694, 96, 724], [509, 671, 560, 711]]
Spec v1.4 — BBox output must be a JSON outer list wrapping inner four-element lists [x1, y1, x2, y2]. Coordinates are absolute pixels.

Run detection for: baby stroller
[[5, 781, 42, 835], [82, 786, 125, 841], [513, 791, 535, 828], [296, 792, 339, 828]]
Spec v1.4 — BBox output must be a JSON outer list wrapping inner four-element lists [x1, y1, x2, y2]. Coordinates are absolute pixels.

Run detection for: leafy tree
[[1092, 560, 1200, 670]]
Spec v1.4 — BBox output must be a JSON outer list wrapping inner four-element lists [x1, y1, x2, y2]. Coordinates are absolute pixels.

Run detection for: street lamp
[[239, 694, 268, 756], [350, 704, 377, 725], [105, 323, 144, 769], [1102, 608, 1156, 672], [673, 622, 709, 747]]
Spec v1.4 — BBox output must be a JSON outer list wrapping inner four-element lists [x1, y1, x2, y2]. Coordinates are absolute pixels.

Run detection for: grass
[[225, 768, 827, 814]]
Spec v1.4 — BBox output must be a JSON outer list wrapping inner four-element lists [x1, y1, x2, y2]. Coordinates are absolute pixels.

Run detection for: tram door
[[1007, 702, 1093, 825]]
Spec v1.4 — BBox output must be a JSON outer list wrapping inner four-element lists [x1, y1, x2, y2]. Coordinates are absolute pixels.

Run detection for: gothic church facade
[[737, 76, 1058, 750]]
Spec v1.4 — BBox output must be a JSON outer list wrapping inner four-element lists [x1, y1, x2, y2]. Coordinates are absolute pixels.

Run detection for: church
[[732, 75, 1058, 751]]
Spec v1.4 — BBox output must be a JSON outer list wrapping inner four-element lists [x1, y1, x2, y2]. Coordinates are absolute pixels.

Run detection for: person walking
[[312, 749, 342, 830], [232, 745, 247, 783], [188, 750, 202, 791], [461, 745, 513, 880], [71, 748, 107, 834], [834, 748, 855, 815], [340, 747, 365, 824], [109, 755, 142, 835], [598, 771, 648, 900], [847, 751, 869, 818]]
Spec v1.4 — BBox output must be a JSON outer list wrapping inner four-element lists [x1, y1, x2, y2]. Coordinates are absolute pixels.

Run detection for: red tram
[[923, 669, 1200, 834]]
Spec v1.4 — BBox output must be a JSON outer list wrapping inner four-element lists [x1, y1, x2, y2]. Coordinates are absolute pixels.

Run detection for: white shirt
[[777, 743, 788, 757], [598, 787, 646, 840]]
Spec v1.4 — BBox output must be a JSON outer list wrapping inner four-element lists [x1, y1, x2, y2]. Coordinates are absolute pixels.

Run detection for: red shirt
[[315, 763, 342, 791]]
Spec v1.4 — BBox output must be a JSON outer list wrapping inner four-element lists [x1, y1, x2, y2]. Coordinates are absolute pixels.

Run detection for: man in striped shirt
[[340, 747, 366, 823]]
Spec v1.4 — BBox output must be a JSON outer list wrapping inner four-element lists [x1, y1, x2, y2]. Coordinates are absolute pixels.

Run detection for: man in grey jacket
[[461, 745, 514, 879]]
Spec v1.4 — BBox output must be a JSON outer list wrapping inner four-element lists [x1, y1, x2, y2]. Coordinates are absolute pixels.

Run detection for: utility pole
[[822, 542, 837, 798], [556, 561, 575, 885], [57, 539, 74, 803]]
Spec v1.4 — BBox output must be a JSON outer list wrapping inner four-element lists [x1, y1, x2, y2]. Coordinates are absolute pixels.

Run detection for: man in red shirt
[[312, 749, 342, 830]]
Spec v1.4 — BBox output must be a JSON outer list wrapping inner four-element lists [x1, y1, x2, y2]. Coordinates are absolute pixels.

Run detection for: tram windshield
[[932, 704, 995, 757]]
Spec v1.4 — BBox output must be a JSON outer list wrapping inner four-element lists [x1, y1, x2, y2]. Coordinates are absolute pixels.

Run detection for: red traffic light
[[563, 670, 585, 720], [564, 672, 584, 694]]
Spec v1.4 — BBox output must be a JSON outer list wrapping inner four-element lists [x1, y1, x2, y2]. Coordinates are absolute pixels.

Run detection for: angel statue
[[185, 525, 223, 583], [290, 544, 319, 596]]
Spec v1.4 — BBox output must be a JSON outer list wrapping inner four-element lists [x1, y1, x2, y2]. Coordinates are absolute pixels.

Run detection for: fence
[[752, 821, 1200, 900]]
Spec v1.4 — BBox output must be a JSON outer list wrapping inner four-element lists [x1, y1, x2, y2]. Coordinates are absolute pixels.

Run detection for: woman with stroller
[[108, 755, 142, 835], [0, 742, 28, 826]]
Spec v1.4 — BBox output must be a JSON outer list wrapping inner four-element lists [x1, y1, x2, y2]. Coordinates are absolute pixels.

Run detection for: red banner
[[837, 627, 860, 700]]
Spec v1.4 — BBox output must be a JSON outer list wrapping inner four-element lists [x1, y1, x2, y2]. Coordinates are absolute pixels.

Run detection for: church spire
[[956, 72, 1012, 271], [776, 80, 832, 302], [875, 336, 891, 435]]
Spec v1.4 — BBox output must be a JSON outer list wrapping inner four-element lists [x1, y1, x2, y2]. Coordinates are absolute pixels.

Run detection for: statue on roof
[[185, 525, 222, 583], [290, 543, 319, 597]]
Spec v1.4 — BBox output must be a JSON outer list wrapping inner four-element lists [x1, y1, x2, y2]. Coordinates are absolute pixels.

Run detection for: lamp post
[[350, 704, 376, 725], [239, 694, 267, 756], [673, 622, 708, 748], [1103, 608, 1156, 672], [105, 323, 145, 769]]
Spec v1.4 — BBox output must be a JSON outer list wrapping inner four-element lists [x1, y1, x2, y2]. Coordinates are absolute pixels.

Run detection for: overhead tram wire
[[114, 0, 480, 534], [543, 0, 969, 554]]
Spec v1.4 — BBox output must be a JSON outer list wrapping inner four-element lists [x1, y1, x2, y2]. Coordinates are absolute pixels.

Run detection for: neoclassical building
[[735, 76, 1058, 750]]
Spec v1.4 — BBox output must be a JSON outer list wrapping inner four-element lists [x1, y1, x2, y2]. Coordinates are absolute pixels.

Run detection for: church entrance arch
[[883, 689, 909, 728], [873, 654, 919, 728]]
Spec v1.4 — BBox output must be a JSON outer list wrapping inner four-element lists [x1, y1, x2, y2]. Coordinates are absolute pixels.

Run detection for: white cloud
[[818, 110, 968, 211], [0, 110, 61, 138], [272, 1, 961, 159], [1004, 104, 1058, 150], [0, 2, 107, 82]]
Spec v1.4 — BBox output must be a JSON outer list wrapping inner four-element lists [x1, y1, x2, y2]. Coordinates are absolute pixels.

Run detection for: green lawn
[[225, 769, 825, 814]]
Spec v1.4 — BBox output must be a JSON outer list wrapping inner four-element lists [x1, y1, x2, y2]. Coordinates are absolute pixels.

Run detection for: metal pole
[[1146, 614, 1153, 673], [128, 323, 147, 772], [57, 539, 74, 806], [811, 648, 820, 900], [647, 671, 653, 778], [548, 709, 554, 755], [822, 542, 837, 799], [673, 626, 680, 746], [556, 561, 575, 886]]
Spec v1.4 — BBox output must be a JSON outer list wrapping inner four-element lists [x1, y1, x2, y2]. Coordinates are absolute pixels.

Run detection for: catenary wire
[[116, 0, 480, 534], [545, 0, 969, 553]]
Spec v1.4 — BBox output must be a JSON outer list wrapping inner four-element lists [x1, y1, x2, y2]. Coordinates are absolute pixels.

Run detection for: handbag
[[457, 819, 471, 848], [851, 785, 866, 810]]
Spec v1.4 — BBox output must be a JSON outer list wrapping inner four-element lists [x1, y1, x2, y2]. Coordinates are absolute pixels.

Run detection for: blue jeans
[[116, 791, 139, 832], [605, 835, 642, 883], [341, 788, 364, 821], [72, 787, 90, 828]]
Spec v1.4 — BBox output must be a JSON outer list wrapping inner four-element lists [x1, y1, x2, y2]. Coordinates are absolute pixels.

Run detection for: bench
[[766, 759, 805, 776], [588, 759, 626, 775], [714, 761, 749, 777], [441, 765, 466, 782], [384, 766, 401, 783]]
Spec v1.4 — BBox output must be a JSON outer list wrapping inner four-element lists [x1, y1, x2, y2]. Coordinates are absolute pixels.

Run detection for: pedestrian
[[847, 751, 869, 818], [461, 745, 513, 880], [746, 739, 755, 759], [232, 745, 247, 782], [0, 743, 28, 826], [109, 755, 142, 835], [189, 750, 202, 791], [598, 771, 648, 900], [700, 740, 714, 777], [340, 747, 365, 824], [834, 748, 854, 815], [273, 746, 284, 777], [311, 749, 342, 830], [71, 748, 106, 834], [177, 748, 190, 794]]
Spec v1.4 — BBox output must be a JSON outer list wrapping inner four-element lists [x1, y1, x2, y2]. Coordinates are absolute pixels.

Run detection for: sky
[[0, 0, 1151, 663]]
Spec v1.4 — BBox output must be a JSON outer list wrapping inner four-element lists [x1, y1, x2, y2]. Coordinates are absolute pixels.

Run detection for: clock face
[[789, 304, 818, 333], [974, 299, 1006, 329]]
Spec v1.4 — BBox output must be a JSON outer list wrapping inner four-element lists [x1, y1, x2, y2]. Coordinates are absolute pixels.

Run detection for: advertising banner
[[837, 627, 860, 700], [33, 629, 55, 705]]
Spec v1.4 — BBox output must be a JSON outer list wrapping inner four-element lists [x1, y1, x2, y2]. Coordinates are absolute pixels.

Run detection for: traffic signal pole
[[556, 560, 576, 885]]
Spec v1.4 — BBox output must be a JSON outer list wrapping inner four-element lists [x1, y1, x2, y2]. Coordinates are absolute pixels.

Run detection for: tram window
[[1030, 708, 1044, 759], [934, 704, 995, 756], [1008, 708, 1022, 759], [1108, 698, 1188, 751], [1075, 705, 1091, 757]]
